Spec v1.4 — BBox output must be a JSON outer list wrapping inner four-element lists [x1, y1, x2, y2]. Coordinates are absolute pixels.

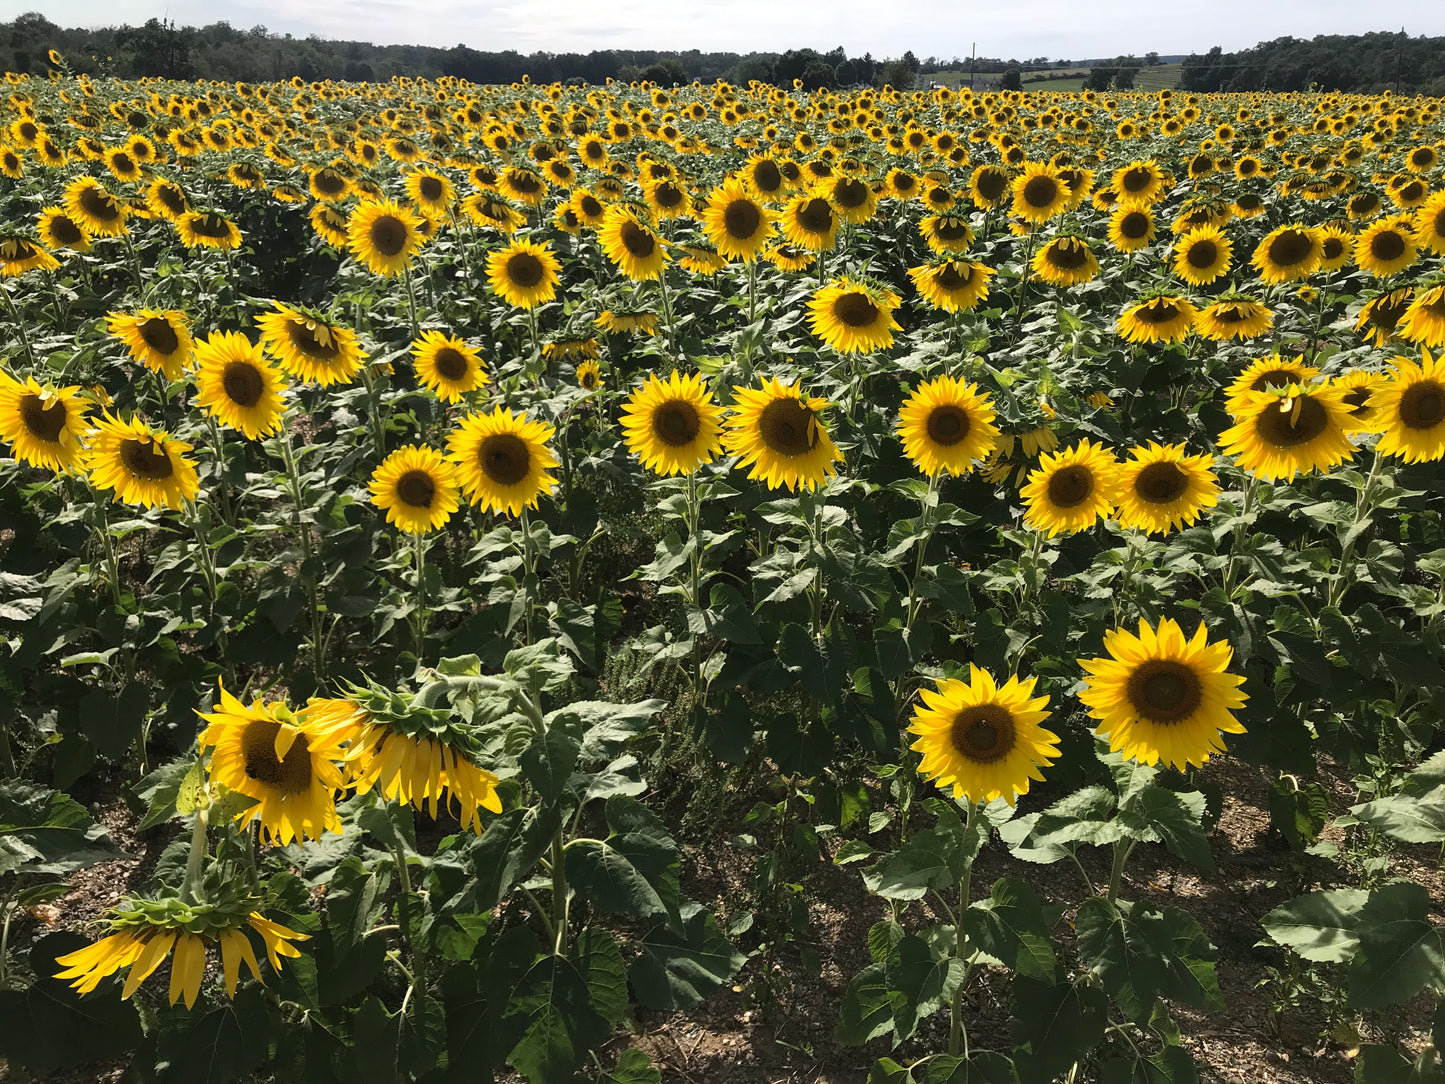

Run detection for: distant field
[[921, 62, 1180, 92]]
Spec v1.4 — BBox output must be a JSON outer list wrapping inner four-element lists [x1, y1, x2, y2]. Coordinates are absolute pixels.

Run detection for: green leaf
[[1010, 976, 1107, 1082], [1352, 792, 1445, 845], [630, 903, 745, 1011], [885, 934, 965, 1042], [1268, 777, 1330, 850], [152, 985, 271, 1084], [606, 1048, 664, 1084], [440, 962, 494, 1083], [1262, 888, 1369, 962], [0, 779, 124, 877], [504, 955, 611, 1084], [565, 795, 681, 926], [835, 962, 894, 1045], [1349, 882, 1445, 1008], [961, 877, 1057, 982], [520, 726, 581, 802], [325, 855, 392, 956], [78, 682, 149, 760], [1126, 786, 1215, 871], [925, 1052, 1018, 1083], [573, 927, 629, 1028], [1076, 899, 1222, 1019], [864, 814, 982, 901]]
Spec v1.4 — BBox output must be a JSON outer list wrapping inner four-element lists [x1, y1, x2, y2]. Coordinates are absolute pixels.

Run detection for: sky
[[29, 0, 1445, 61]]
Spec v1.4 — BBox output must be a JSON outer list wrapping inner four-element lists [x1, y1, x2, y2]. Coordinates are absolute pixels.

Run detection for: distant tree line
[[1181, 32, 1445, 94]]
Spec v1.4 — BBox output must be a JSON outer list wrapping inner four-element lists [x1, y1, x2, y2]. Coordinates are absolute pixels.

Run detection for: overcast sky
[[30, 0, 1445, 61]]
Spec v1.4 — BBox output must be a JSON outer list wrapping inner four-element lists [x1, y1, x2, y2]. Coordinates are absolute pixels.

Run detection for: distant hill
[[1181, 32, 1445, 93]]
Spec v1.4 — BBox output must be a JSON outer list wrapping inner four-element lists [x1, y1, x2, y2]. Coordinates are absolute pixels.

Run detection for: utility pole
[[968, 41, 975, 90]]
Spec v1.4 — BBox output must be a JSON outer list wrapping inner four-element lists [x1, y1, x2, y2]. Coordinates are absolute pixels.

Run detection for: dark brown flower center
[[1047, 464, 1093, 508], [418, 175, 444, 201], [1400, 380, 1445, 429], [1047, 239, 1091, 270], [751, 159, 782, 192], [1344, 386, 1373, 417], [48, 213, 83, 247], [241, 720, 314, 793], [1254, 396, 1329, 448], [1135, 300, 1183, 325], [505, 251, 545, 288], [397, 469, 436, 508], [1135, 461, 1188, 503], [619, 219, 656, 258], [1236, 194, 1263, 212], [1119, 211, 1151, 239], [1021, 175, 1059, 209], [652, 400, 700, 447], [369, 215, 409, 256], [1121, 165, 1154, 193], [723, 198, 762, 239], [1251, 368, 1303, 393], [975, 168, 1008, 202], [120, 436, 174, 479], [652, 182, 685, 209], [222, 361, 264, 407], [1370, 229, 1407, 263], [509, 171, 542, 195], [950, 703, 1017, 764], [285, 319, 341, 360], [933, 217, 970, 241], [1186, 240, 1219, 269], [19, 393, 66, 442], [579, 195, 604, 218], [1214, 304, 1256, 325], [1400, 181, 1425, 202], [79, 184, 122, 222], [479, 433, 530, 486], [191, 213, 233, 239], [1126, 660, 1202, 724], [936, 263, 972, 290], [432, 347, 468, 381], [794, 198, 834, 234], [833, 178, 869, 209], [926, 405, 970, 447], [758, 397, 820, 456], [833, 292, 880, 328], [1267, 229, 1314, 268], [140, 317, 180, 355]]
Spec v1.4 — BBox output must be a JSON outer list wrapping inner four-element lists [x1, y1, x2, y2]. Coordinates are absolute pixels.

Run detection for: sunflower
[[499, 165, 548, 208], [808, 277, 901, 354], [1195, 297, 1273, 341], [908, 665, 1058, 806], [63, 176, 127, 236], [1354, 214, 1418, 278], [0, 374, 88, 472], [54, 909, 307, 1007], [143, 178, 190, 222], [1114, 442, 1220, 534], [1108, 207, 1156, 253], [369, 445, 461, 534], [405, 167, 455, 216], [192, 331, 286, 440], [1317, 224, 1354, 272], [462, 194, 525, 234], [907, 259, 994, 312], [1079, 618, 1247, 770], [774, 192, 837, 253], [1218, 383, 1356, 482], [896, 376, 1000, 477], [0, 236, 59, 277], [569, 188, 608, 227], [176, 211, 241, 251], [886, 167, 920, 201], [198, 685, 347, 845], [1011, 162, 1069, 224], [1172, 226, 1233, 287], [968, 164, 1012, 210], [1032, 235, 1099, 287], [1357, 287, 1416, 348], [919, 213, 974, 256], [824, 175, 878, 224], [447, 407, 559, 516], [106, 309, 193, 380], [1117, 296, 1198, 345], [1370, 349, 1445, 463], [699, 178, 773, 263], [310, 204, 350, 248], [742, 154, 788, 199], [485, 238, 561, 310], [642, 179, 691, 220], [1113, 159, 1164, 206], [1333, 370, 1388, 431], [412, 330, 488, 403], [1224, 355, 1321, 415], [1021, 439, 1118, 537], [620, 370, 725, 476], [87, 412, 200, 510], [596, 310, 659, 336], [597, 207, 667, 281], [1414, 192, 1445, 255], [542, 338, 602, 361], [307, 167, 351, 202], [725, 377, 842, 492], [256, 303, 366, 386], [1396, 285, 1445, 349], [1252, 224, 1322, 284], [347, 199, 423, 278]]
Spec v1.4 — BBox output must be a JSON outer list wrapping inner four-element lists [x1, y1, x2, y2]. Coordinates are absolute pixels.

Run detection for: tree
[[1001, 67, 1022, 91], [1084, 65, 1112, 91], [876, 58, 916, 89]]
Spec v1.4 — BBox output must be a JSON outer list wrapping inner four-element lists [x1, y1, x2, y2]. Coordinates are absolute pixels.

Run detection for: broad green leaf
[[1352, 792, 1445, 845], [504, 956, 611, 1084], [606, 1048, 664, 1084], [885, 934, 966, 1042], [565, 795, 681, 926], [961, 876, 1057, 982], [573, 927, 629, 1028], [630, 903, 745, 1012], [0, 779, 124, 877], [835, 962, 894, 1046], [1262, 888, 1369, 962], [1010, 976, 1107, 1082], [1349, 883, 1445, 1008]]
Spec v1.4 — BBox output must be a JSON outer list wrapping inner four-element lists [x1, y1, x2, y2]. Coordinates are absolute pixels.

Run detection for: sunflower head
[[346, 199, 423, 277], [192, 331, 287, 440], [620, 370, 726, 477], [106, 309, 194, 380], [86, 412, 200, 510], [1218, 382, 1356, 482], [447, 406, 560, 516], [369, 444, 462, 533], [1372, 348, 1445, 463], [485, 238, 562, 310], [807, 276, 902, 354], [1115, 442, 1220, 535], [724, 376, 843, 492], [0, 375, 88, 472], [896, 376, 1000, 477], [411, 330, 488, 403]]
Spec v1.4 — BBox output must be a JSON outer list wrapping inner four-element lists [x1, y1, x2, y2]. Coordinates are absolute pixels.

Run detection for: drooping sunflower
[[1107, 207, 1156, 253], [908, 666, 1058, 807], [1117, 295, 1198, 345], [778, 193, 839, 252], [411, 330, 488, 403], [1396, 285, 1445, 349], [192, 332, 286, 440], [1224, 355, 1322, 415], [1114, 442, 1220, 534], [1011, 162, 1069, 224], [255, 303, 366, 386], [485, 238, 561, 310], [1172, 226, 1233, 286], [1371, 348, 1445, 463], [1079, 618, 1247, 770], [369, 444, 462, 534], [176, 211, 242, 250], [1195, 297, 1273, 341], [542, 338, 602, 361], [896, 376, 1000, 477], [198, 685, 347, 845], [808, 277, 901, 354], [597, 207, 667, 281], [462, 193, 525, 234], [1354, 214, 1418, 279], [725, 377, 842, 492], [1332, 370, 1388, 431], [1021, 439, 1119, 537], [63, 175, 128, 237], [87, 412, 200, 510], [36, 206, 90, 252], [447, 407, 559, 516], [0, 236, 59, 277], [1357, 287, 1416, 348], [619, 370, 726, 476], [700, 178, 774, 263], [347, 199, 423, 277], [106, 309, 193, 380], [596, 310, 659, 336], [907, 259, 994, 312], [309, 203, 350, 248], [1218, 383, 1356, 482], [678, 243, 731, 275], [0, 374, 88, 472], [1252, 224, 1322, 284], [1032, 235, 1100, 287]]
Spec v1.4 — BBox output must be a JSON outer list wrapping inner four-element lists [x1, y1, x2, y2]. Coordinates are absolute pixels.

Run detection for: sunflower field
[[2, 50, 1445, 1084]]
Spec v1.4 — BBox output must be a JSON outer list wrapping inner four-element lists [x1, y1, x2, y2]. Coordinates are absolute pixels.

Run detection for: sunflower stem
[[180, 808, 209, 905], [1009, 230, 1039, 341], [278, 434, 328, 688], [401, 262, 420, 338], [747, 258, 758, 324], [658, 269, 679, 361], [411, 531, 428, 662], [948, 800, 980, 1057], [0, 283, 36, 370], [1220, 479, 1258, 599], [391, 841, 426, 1008], [687, 471, 706, 729], [1106, 839, 1136, 903], [550, 832, 569, 956], [206, 415, 235, 526], [93, 491, 124, 607], [0, 717, 16, 779], [1327, 450, 1385, 610], [519, 506, 536, 644], [905, 474, 939, 627]]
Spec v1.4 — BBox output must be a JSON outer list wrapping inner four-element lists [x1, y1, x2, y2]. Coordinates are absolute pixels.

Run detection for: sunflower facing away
[[87, 413, 200, 510], [192, 331, 287, 440], [198, 685, 348, 844], [808, 277, 902, 354], [725, 377, 842, 492], [1195, 297, 1273, 341], [908, 259, 994, 312], [411, 330, 488, 403], [597, 207, 667, 281], [106, 309, 194, 380], [0, 373, 89, 472], [1022, 439, 1119, 537], [896, 376, 1000, 477], [700, 177, 775, 262], [1218, 383, 1356, 482], [1117, 295, 1198, 345], [619, 370, 726, 477], [346, 199, 423, 277], [1032, 235, 1100, 287], [1371, 348, 1445, 463], [447, 406, 559, 516], [908, 666, 1059, 806], [486, 238, 562, 309], [1114, 442, 1220, 534], [369, 444, 462, 533], [256, 302, 366, 386], [1078, 618, 1248, 770]]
